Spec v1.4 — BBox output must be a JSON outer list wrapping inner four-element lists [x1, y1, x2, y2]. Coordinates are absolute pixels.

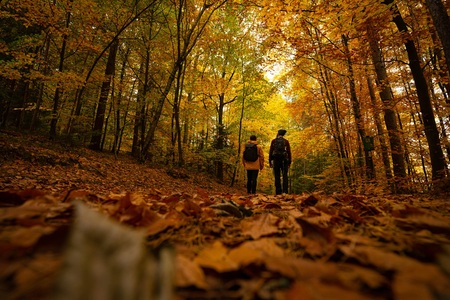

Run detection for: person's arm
[[269, 140, 274, 167], [258, 145, 264, 170]]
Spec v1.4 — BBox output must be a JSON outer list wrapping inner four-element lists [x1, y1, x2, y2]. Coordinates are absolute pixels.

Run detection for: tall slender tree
[[50, 0, 73, 138], [384, 0, 447, 181], [366, 23, 407, 188], [425, 0, 450, 80], [140, 0, 228, 162], [89, 38, 119, 150]]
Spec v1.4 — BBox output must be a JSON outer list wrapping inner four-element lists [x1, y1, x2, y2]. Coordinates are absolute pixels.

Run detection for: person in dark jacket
[[242, 135, 265, 194], [269, 129, 292, 195]]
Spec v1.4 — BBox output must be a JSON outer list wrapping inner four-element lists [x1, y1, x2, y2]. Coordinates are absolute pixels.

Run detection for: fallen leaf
[[241, 213, 280, 239], [175, 254, 208, 289], [194, 241, 238, 272]]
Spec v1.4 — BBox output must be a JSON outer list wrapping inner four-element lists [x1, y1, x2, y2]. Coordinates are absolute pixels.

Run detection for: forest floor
[[1, 130, 450, 300]]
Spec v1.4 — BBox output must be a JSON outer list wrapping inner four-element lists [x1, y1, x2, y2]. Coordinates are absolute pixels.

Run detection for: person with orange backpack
[[242, 135, 265, 194]]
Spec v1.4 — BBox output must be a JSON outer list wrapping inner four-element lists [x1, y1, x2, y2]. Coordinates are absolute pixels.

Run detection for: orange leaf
[[228, 238, 285, 267], [175, 255, 208, 289], [194, 241, 238, 272], [182, 199, 202, 217]]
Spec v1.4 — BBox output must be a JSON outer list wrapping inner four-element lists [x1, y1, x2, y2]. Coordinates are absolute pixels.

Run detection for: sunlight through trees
[[1, 0, 449, 193]]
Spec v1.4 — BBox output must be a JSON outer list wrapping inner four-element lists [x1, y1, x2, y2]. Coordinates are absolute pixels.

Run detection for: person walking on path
[[269, 129, 292, 195], [242, 135, 265, 194]]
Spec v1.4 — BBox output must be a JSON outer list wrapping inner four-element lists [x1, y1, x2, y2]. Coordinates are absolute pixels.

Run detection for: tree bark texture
[[425, 0, 450, 80], [89, 38, 119, 150], [366, 23, 407, 187], [388, 3, 447, 180]]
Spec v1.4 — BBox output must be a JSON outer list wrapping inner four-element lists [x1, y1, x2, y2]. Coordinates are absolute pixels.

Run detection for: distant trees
[[1, 0, 449, 192], [256, 0, 449, 192]]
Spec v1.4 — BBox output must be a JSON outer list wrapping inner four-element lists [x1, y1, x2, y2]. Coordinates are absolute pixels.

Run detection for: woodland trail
[[1, 131, 450, 300]]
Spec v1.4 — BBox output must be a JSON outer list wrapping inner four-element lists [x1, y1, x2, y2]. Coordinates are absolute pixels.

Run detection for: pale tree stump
[[53, 201, 174, 300]]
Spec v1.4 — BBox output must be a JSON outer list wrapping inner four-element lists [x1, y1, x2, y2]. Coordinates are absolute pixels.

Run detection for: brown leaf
[[62, 190, 92, 203], [0, 197, 71, 227], [0, 191, 26, 207], [194, 241, 238, 272], [340, 207, 365, 223], [301, 194, 319, 206], [284, 280, 378, 300], [146, 210, 185, 236], [339, 245, 422, 271], [182, 199, 202, 217], [394, 214, 450, 234], [336, 263, 387, 290], [296, 217, 336, 257], [175, 254, 208, 289], [263, 203, 282, 209], [161, 193, 183, 204], [241, 213, 280, 239], [228, 238, 285, 267], [393, 265, 450, 300], [264, 256, 336, 279], [14, 254, 61, 298]]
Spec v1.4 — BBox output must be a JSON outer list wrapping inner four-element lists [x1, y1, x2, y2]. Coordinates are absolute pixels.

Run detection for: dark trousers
[[273, 159, 289, 195], [246, 170, 259, 194]]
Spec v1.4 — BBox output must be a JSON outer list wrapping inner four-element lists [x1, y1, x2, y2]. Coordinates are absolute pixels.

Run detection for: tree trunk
[[425, 0, 450, 80], [101, 91, 114, 151], [387, 2, 447, 180], [140, 1, 227, 161], [132, 62, 145, 157], [366, 23, 407, 191], [89, 38, 119, 150], [216, 93, 226, 182], [112, 48, 130, 155], [231, 66, 247, 187], [319, 65, 352, 188], [342, 34, 374, 181], [171, 60, 186, 166], [141, 62, 179, 161], [31, 32, 51, 130], [67, 52, 91, 135], [366, 74, 392, 181], [50, 6, 71, 138], [0, 80, 15, 128], [15, 82, 29, 129], [182, 92, 193, 146]]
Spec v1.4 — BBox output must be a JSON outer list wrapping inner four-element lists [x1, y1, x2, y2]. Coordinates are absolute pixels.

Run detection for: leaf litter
[[1, 132, 450, 299]]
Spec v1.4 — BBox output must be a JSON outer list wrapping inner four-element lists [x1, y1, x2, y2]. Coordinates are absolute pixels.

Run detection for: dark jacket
[[269, 136, 292, 165]]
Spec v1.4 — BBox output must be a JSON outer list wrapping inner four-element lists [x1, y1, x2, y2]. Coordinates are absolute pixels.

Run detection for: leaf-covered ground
[[1, 131, 450, 300]]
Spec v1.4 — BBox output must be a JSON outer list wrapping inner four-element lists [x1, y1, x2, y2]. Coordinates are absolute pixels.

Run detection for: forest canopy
[[1, 0, 449, 194]]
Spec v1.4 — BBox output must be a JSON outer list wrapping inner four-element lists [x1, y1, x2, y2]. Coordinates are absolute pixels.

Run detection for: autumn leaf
[[194, 241, 239, 272], [2, 133, 450, 299], [175, 254, 208, 289], [301, 194, 319, 207], [241, 213, 280, 239], [296, 217, 336, 257]]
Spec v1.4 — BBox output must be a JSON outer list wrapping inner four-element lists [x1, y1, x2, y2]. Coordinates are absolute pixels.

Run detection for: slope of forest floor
[[1, 130, 450, 300], [0, 130, 244, 197]]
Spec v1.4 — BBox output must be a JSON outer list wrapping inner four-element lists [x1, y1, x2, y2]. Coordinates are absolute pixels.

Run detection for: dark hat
[[278, 129, 287, 136]]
